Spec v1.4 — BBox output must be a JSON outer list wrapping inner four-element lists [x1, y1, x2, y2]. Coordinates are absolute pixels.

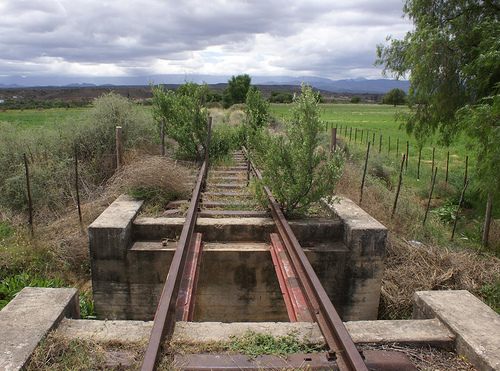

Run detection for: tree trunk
[[482, 192, 493, 248]]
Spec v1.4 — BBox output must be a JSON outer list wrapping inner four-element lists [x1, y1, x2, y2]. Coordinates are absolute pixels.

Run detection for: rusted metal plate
[[363, 350, 417, 371], [173, 353, 338, 370], [176, 233, 203, 321], [270, 233, 314, 322]]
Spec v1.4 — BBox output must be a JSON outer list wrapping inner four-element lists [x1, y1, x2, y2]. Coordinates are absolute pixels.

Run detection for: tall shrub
[[152, 83, 209, 160], [256, 85, 344, 216]]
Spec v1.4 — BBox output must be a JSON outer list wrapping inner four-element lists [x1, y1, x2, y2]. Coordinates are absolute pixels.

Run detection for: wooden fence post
[[423, 166, 438, 225], [330, 128, 337, 153], [160, 120, 166, 156], [396, 138, 400, 158], [405, 141, 409, 172], [372, 132, 375, 145], [349, 127, 353, 143], [464, 155, 468, 187], [379, 134, 382, 153], [23, 153, 34, 236], [392, 154, 406, 218], [359, 142, 371, 204], [388, 136, 391, 154], [354, 128, 358, 143], [431, 147, 435, 179], [116, 126, 123, 170], [482, 193, 493, 248], [451, 180, 469, 240], [417, 147, 422, 180], [74, 145, 82, 228], [445, 151, 449, 183], [361, 129, 364, 144]]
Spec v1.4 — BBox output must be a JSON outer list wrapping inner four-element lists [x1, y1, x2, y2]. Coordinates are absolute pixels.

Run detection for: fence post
[[360, 129, 364, 144], [372, 132, 375, 145], [160, 120, 166, 156], [405, 141, 409, 172], [423, 166, 438, 225], [451, 180, 469, 240], [354, 128, 358, 143], [431, 147, 435, 179], [379, 134, 382, 153], [464, 155, 468, 187], [330, 127, 337, 153], [205, 116, 212, 164], [349, 127, 353, 143], [445, 151, 449, 183], [417, 147, 422, 180], [391, 154, 406, 218], [396, 137, 399, 158], [359, 142, 371, 204], [388, 136, 391, 154], [115, 126, 123, 170], [482, 193, 493, 248], [23, 153, 34, 236], [74, 145, 83, 228]]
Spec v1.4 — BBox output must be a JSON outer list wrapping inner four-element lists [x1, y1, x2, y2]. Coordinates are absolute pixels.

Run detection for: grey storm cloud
[[0, 0, 412, 79]]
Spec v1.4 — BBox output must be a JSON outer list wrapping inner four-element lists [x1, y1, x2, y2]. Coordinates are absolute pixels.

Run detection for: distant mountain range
[[0, 74, 409, 94]]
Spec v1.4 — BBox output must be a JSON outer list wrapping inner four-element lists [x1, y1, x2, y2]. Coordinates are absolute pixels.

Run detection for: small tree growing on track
[[244, 86, 269, 149], [256, 85, 344, 216], [152, 83, 209, 161]]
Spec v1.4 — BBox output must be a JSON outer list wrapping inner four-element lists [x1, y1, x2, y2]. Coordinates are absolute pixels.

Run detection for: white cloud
[[0, 0, 412, 81]]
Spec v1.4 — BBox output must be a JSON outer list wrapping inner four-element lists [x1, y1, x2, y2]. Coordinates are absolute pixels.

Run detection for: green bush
[[0, 93, 155, 216], [210, 124, 245, 161], [255, 85, 344, 216], [350, 96, 361, 103], [152, 83, 209, 160]]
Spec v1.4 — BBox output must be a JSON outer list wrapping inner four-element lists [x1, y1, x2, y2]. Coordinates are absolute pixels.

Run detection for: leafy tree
[[383, 88, 407, 106], [269, 91, 293, 103], [376, 0, 500, 246], [152, 83, 209, 160], [223, 74, 251, 108], [256, 85, 344, 216], [245, 86, 269, 139], [350, 96, 361, 103]]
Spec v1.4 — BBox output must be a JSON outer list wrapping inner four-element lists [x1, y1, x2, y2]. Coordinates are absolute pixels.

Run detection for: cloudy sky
[[0, 0, 412, 81]]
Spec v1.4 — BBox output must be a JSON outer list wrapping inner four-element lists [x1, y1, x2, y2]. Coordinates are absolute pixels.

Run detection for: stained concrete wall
[[322, 196, 387, 320], [90, 194, 386, 321]]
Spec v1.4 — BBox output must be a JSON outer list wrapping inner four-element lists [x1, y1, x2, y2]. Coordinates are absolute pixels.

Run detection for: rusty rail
[[141, 159, 207, 371], [243, 148, 368, 371]]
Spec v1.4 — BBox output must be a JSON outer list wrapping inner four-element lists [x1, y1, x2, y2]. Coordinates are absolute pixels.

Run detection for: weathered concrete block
[[322, 196, 387, 320], [413, 290, 500, 371], [0, 287, 79, 371], [89, 194, 143, 260]]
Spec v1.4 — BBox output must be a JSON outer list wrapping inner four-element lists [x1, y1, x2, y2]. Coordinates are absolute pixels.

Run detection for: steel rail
[[141, 160, 207, 371], [243, 148, 368, 371]]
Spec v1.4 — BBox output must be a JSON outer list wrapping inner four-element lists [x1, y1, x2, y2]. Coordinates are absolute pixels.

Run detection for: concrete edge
[[413, 290, 500, 371], [0, 287, 79, 371]]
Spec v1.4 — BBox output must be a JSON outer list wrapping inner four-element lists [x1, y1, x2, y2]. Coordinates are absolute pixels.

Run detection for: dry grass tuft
[[107, 155, 191, 199], [336, 160, 500, 319], [381, 236, 500, 319], [38, 155, 192, 283]]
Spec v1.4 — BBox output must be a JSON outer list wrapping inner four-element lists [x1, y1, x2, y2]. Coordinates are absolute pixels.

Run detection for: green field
[[271, 103, 473, 196], [0, 107, 88, 129]]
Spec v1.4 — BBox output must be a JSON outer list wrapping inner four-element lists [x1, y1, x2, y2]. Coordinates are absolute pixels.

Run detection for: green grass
[[0, 107, 88, 129], [271, 103, 486, 217]]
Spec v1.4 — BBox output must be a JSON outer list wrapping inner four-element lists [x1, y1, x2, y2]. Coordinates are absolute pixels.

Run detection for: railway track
[[141, 147, 407, 370]]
